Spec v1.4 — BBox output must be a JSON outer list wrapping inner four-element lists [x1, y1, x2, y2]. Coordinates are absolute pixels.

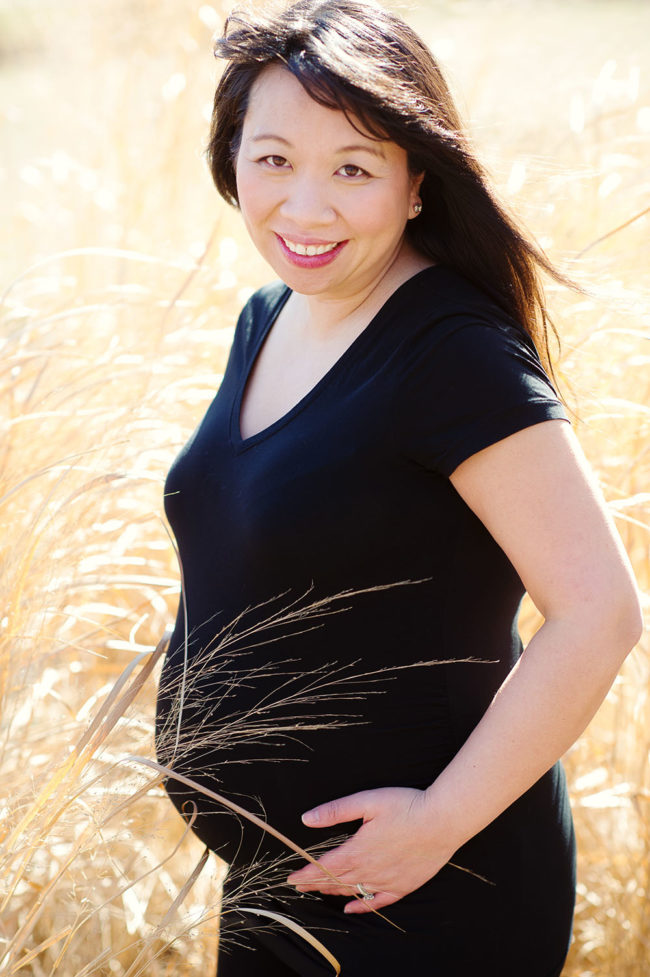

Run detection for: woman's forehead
[[242, 64, 387, 151], [244, 64, 346, 125]]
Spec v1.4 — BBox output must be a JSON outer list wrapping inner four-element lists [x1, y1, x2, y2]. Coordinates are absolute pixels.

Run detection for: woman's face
[[235, 64, 423, 303]]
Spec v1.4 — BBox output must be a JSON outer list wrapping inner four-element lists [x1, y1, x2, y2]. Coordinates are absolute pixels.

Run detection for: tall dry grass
[[0, 1, 648, 974]]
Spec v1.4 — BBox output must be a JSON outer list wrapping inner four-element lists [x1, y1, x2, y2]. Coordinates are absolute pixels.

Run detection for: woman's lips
[[275, 233, 347, 268]]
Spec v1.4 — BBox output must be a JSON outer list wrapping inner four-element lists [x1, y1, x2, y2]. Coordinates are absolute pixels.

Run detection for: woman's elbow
[[615, 587, 644, 654], [596, 578, 644, 664], [553, 573, 644, 668]]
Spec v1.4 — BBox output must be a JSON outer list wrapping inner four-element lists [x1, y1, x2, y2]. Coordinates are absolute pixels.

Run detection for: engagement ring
[[356, 883, 375, 901]]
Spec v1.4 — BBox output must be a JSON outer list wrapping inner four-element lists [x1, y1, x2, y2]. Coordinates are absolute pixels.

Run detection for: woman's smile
[[276, 233, 348, 267]]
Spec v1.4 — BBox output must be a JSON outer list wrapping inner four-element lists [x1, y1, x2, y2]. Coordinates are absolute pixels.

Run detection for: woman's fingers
[[301, 790, 374, 827], [288, 836, 361, 888], [288, 786, 447, 907], [343, 890, 398, 914], [288, 790, 377, 888], [292, 867, 401, 913], [292, 867, 401, 912], [292, 876, 357, 896]]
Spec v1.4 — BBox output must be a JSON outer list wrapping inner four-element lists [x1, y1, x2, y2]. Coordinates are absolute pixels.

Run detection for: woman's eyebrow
[[249, 133, 386, 158], [337, 143, 386, 159], [249, 133, 292, 145]]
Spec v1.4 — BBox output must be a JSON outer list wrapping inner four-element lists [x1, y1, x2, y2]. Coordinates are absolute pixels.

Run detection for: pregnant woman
[[155, 2, 642, 974]]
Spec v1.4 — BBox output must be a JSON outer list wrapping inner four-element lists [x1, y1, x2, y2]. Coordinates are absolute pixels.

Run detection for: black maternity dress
[[155, 265, 576, 977]]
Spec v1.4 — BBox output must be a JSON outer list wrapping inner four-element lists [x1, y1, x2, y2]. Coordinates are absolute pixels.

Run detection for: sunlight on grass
[[0, 0, 648, 974]]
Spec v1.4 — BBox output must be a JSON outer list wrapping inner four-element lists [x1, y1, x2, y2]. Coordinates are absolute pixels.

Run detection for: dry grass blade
[[575, 205, 650, 258], [0, 248, 200, 308], [121, 847, 211, 977], [234, 906, 341, 975], [2, 634, 170, 857], [124, 757, 405, 932], [3, 824, 98, 971], [4, 928, 73, 977]]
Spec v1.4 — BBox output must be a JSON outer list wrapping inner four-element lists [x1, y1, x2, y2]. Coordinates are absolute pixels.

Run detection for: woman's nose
[[278, 177, 336, 226]]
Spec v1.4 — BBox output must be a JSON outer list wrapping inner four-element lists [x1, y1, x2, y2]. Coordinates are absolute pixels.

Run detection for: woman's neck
[[288, 241, 435, 339]]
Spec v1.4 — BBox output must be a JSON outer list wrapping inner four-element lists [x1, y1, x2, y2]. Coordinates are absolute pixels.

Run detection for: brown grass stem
[[575, 206, 650, 258]]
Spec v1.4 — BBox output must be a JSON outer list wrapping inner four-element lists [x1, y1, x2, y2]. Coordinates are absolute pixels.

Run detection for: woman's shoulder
[[236, 279, 290, 345], [397, 265, 531, 347], [391, 267, 567, 476], [396, 266, 554, 391], [385, 265, 551, 393]]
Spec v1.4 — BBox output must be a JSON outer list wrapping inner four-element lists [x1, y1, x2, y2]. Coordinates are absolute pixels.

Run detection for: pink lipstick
[[275, 233, 347, 269]]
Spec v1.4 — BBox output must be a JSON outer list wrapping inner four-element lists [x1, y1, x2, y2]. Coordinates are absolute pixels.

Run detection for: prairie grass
[[0, 0, 648, 974]]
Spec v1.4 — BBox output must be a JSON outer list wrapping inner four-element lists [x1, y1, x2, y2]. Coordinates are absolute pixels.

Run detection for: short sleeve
[[395, 317, 569, 477]]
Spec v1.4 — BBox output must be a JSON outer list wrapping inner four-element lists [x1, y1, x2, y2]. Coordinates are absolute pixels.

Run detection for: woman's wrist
[[419, 779, 472, 860]]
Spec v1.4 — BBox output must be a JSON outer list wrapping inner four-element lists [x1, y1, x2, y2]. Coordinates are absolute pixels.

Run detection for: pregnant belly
[[155, 649, 454, 867]]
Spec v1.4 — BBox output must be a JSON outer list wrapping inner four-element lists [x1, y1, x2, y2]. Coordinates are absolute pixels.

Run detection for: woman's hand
[[286, 786, 455, 913]]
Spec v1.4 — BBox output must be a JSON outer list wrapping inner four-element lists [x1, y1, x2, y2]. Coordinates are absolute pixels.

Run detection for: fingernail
[[302, 809, 319, 825]]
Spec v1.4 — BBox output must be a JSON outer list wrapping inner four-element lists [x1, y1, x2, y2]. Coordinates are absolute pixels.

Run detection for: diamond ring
[[356, 883, 375, 901]]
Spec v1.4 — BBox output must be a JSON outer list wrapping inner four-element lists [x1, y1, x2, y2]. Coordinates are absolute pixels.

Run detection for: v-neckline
[[229, 265, 441, 454]]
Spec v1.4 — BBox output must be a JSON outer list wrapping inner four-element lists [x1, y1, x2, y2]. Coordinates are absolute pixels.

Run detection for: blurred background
[[1, 1, 648, 974]]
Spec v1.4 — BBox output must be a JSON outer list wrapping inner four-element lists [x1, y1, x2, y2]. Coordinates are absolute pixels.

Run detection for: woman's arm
[[287, 420, 642, 911], [418, 418, 642, 853]]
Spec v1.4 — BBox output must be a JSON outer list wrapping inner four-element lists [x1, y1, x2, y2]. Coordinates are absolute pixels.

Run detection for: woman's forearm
[[287, 606, 640, 913], [423, 610, 640, 854]]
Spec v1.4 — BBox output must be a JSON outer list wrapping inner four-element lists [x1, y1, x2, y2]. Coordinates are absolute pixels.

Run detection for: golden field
[[0, 1, 648, 974]]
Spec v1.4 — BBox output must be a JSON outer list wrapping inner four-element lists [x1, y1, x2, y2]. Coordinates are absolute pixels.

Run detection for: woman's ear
[[409, 171, 425, 219], [410, 169, 425, 194]]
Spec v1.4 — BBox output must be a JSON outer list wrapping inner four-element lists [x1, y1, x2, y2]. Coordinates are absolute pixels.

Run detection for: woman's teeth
[[281, 237, 340, 256]]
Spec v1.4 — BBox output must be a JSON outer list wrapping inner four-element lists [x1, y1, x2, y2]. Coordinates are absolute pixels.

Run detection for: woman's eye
[[338, 164, 368, 178], [261, 155, 289, 168]]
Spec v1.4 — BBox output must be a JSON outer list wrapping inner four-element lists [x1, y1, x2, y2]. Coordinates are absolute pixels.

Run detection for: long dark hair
[[207, 0, 568, 372]]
